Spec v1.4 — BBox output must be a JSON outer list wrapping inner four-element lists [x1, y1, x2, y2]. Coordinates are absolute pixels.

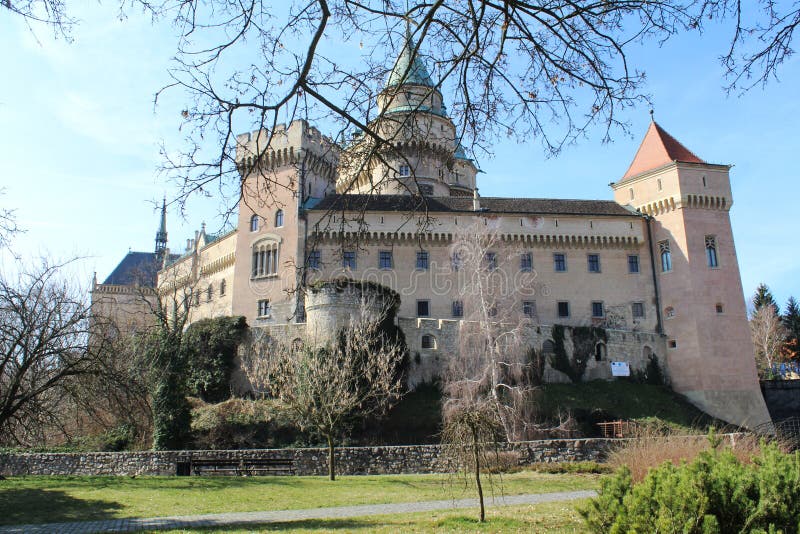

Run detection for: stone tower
[[337, 27, 478, 197], [612, 119, 771, 428]]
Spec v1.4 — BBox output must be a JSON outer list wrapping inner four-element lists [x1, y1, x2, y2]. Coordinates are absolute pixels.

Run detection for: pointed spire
[[155, 196, 168, 256], [386, 23, 435, 88], [621, 121, 704, 180]]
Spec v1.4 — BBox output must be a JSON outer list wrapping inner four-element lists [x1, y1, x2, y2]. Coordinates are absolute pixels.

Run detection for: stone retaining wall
[[0, 435, 742, 477]]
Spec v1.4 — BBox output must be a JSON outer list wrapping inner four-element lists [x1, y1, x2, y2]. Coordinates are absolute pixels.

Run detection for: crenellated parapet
[[235, 120, 339, 181]]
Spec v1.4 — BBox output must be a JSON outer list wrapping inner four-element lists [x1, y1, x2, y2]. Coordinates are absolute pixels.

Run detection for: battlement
[[235, 120, 339, 174]]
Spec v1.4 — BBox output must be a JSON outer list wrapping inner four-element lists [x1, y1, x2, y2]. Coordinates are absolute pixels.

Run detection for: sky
[[1, 3, 798, 308]]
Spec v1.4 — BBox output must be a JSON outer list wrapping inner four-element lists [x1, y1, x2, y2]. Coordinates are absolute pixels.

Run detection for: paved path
[[0, 489, 596, 533]]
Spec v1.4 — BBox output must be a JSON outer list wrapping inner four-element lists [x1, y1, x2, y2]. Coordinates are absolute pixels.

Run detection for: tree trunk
[[327, 435, 336, 481], [472, 425, 485, 522]]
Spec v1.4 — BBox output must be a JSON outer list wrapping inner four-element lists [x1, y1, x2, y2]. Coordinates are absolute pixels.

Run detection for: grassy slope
[[157, 501, 589, 533], [538, 380, 716, 435], [0, 472, 599, 526]]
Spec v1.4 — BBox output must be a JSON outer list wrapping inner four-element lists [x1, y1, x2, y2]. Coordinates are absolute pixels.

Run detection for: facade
[[100, 34, 770, 428]]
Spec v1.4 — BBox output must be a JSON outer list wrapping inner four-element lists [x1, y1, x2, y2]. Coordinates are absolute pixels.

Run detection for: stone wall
[[0, 435, 745, 477], [0, 439, 612, 477]]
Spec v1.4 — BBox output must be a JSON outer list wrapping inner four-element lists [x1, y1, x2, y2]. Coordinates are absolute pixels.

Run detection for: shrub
[[183, 316, 248, 403], [579, 439, 800, 533], [191, 398, 300, 449]]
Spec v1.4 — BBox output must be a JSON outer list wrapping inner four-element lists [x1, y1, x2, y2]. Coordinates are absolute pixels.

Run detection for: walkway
[[0, 489, 596, 533]]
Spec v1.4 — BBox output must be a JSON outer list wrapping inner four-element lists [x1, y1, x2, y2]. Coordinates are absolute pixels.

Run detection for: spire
[[155, 196, 168, 256], [621, 121, 704, 180], [386, 24, 435, 88]]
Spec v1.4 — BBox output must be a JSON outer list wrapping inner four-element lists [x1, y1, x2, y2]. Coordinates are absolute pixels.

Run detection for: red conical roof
[[622, 121, 704, 180]]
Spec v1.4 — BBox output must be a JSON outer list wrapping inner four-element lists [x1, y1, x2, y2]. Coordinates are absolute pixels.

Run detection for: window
[[665, 306, 675, 319], [416, 250, 429, 270], [587, 254, 601, 273], [669, 339, 678, 349], [307, 250, 321, 270], [421, 334, 436, 349], [523, 300, 536, 319], [591, 301, 604, 318], [249, 214, 259, 232], [399, 164, 411, 177], [418, 184, 434, 196], [252, 243, 279, 277], [657, 178, 662, 191], [343, 251, 357, 270], [206, 285, 213, 302], [417, 300, 430, 317], [275, 209, 284, 227], [451, 251, 463, 271], [554, 253, 567, 272], [219, 279, 226, 296], [542, 340, 555, 355], [702, 175, 707, 187], [520, 252, 533, 272], [485, 252, 497, 271], [629, 187, 634, 200], [716, 303, 724, 314], [628, 255, 640, 273], [557, 301, 570, 318], [194, 292, 200, 307], [452, 300, 464, 318], [659, 240, 672, 272], [257, 299, 271, 317], [705, 235, 718, 268], [632, 302, 645, 319], [379, 250, 393, 269], [488, 305, 497, 317]]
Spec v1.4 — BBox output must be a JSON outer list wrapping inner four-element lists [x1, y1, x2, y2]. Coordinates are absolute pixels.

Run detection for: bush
[[579, 439, 800, 533], [191, 398, 300, 449], [183, 316, 248, 403]]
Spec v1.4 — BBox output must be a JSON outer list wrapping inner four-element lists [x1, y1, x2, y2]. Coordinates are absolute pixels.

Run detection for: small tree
[[0, 259, 99, 445], [783, 297, 800, 356], [750, 304, 788, 379], [246, 293, 405, 480]]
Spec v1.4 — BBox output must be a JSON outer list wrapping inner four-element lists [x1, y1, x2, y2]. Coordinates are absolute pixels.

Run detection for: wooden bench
[[190, 457, 295, 476]]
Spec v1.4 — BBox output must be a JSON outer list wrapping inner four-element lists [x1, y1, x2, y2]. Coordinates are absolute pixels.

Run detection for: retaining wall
[[0, 435, 743, 477]]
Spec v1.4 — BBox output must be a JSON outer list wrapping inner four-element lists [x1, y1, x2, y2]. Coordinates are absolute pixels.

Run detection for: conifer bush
[[579, 439, 800, 533]]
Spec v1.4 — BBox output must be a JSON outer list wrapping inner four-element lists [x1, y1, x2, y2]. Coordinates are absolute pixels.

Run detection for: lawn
[[157, 501, 589, 533], [0, 471, 600, 526]]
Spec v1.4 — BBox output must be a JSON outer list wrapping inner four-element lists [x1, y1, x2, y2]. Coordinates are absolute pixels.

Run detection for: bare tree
[[0, 189, 21, 252], [0, 259, 99, 445], [245, 293, 405, 480], [750, 304, 789, 379]]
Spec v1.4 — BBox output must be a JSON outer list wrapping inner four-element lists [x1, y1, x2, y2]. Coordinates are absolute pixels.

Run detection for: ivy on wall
[[549, 325, 607, 383]]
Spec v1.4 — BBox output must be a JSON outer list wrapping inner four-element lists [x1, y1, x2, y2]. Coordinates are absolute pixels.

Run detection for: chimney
[[473, 188, 481, 211]]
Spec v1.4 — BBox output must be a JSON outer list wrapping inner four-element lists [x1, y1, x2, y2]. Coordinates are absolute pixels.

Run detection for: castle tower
[[155, 196, 168, 259], [612, 119, 771, 428], [337, 26, 478, 197]]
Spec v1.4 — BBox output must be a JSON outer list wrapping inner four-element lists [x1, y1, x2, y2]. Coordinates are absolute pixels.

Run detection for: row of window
[[250, 210, 284, 232], [252, 245, 280, 277], [187, 279, 227, 307], [414, 299, 646, 320], [308, 249, 644, 274], [657, 235, 719, 272], [628, 175, 709, 199]]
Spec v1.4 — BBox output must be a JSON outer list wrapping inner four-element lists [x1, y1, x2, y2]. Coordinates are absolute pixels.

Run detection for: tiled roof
[[102, 252, 161, 287], [622, 121, 704, 180], [308, 194, 639, 217]]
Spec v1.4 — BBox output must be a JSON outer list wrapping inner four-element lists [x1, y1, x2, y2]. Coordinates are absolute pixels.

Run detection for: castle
[[93, 32, 771, 429]]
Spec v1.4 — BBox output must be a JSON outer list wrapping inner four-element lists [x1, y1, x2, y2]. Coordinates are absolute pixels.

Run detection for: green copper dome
[[386, 29, 435, 88]]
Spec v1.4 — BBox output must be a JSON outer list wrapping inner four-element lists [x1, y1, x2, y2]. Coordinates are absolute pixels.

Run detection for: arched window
[[705, 235, 718, 268], [275, 209, 284, 227], [659, 240, 672, 272], [219, 279, 226, 296], [665, 306, 675, 319], [251, 242, 279, 277], [206, 285, 213, 302], [249, 214, 259, 232], [595, 342, 606, 362], [421, 334, 436, 349]]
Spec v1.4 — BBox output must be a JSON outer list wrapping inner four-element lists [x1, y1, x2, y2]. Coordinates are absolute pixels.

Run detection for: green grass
[[156, 501, 589, 533], [0, 472, 600, 526], [538, 380, 717, 434]]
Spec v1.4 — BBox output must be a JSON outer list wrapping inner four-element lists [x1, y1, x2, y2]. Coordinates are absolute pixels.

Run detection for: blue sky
[[1, 4, 798, 308]]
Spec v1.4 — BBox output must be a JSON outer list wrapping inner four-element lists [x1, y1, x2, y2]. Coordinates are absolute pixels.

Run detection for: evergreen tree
[[752, 283, 779, 315], [783, 297, 800, 358]]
